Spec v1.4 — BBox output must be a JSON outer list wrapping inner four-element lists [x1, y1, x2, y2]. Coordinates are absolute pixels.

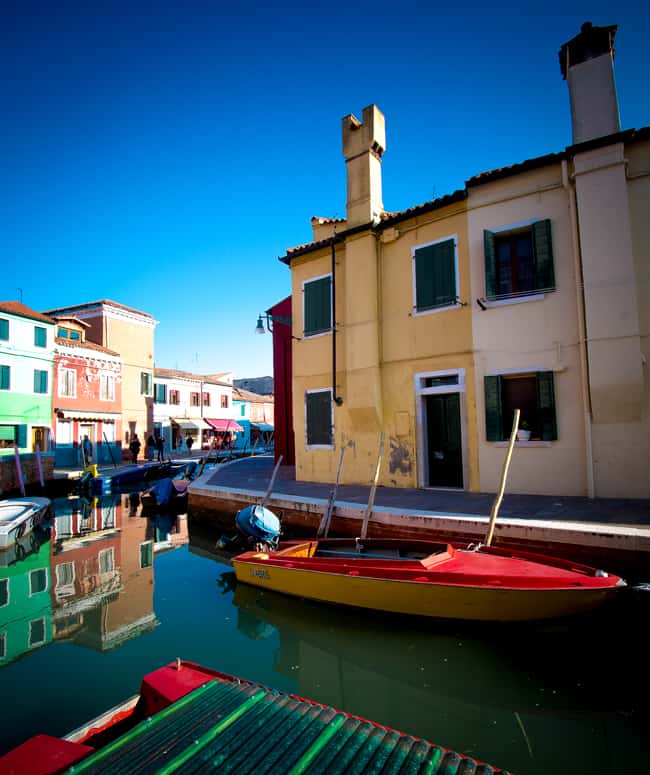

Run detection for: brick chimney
[[342, 105, 385, 227], [559, 21, 620, 145]]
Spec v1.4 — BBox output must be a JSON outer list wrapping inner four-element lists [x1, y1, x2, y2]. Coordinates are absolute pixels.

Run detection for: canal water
[[0, 490, 647, 774]]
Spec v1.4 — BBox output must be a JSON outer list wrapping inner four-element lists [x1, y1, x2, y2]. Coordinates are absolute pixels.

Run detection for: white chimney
[[560, 21, 621, 145]]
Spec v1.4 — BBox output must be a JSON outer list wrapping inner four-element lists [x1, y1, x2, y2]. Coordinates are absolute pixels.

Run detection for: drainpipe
[[562, 158, 595, 498], [331, 239, 343, 406]]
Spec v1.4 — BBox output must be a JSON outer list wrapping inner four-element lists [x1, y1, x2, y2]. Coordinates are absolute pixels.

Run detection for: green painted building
[[0, 302, 55, 455]]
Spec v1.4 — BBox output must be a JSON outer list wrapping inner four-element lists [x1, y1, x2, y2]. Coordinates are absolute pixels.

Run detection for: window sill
[[493, 440, 553, 447], [483, 293, 548, 308], [302, 329, 332, 340], [412, 302, 463, 317]]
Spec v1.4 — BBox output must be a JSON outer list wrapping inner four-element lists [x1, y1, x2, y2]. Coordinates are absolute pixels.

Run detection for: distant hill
[[234, 376, 273, 395]]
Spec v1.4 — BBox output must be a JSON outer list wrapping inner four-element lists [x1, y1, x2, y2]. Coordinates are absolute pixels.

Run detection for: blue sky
[[2, 2, 648, 378]]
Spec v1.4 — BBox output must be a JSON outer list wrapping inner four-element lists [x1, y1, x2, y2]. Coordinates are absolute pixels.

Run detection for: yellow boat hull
[[232, 558, 619, 622]]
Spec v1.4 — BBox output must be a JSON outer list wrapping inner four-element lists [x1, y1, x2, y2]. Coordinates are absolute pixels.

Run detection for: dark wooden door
[[425, 393, 463, 488]]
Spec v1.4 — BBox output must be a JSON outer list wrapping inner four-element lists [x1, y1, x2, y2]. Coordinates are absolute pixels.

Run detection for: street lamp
[[255, 313, 296, 336]]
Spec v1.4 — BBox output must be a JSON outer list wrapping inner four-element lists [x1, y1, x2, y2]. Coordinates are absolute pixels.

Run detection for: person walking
[[186, 434, 194, 456], [129, 434, 141, 462], [82, 435, 93, 465], [155, 433, 164, 462], [146, 434, 156, 461]]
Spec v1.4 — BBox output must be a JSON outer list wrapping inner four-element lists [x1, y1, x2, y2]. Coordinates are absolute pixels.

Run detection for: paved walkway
[[201, 455, 650, 529]]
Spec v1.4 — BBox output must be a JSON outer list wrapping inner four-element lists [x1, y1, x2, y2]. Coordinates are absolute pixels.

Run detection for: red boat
[[233, 537, 627, 622]]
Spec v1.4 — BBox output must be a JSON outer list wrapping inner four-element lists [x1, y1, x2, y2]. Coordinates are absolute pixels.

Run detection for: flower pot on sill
[[517, 429, 532, 442]]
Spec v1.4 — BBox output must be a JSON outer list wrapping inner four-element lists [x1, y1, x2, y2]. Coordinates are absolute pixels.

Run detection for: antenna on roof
[[17, 288, 23, 303]]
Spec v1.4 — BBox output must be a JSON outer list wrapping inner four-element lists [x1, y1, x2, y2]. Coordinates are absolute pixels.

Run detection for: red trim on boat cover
[[0, 734, 93, 775], [205, 418, 244, 432]]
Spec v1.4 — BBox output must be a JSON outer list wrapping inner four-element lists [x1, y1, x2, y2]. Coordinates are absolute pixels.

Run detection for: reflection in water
[[227, 573, 647, 775], [0, 528, 52, 666]]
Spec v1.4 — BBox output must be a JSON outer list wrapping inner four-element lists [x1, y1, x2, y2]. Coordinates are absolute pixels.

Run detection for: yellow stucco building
[[280, 21, 649, 498]]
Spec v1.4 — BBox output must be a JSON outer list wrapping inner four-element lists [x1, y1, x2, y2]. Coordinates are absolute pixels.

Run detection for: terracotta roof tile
[[43, 299, 154, 319], [55, 337, 120, 356], [0, 301, 55, 324], [154, 367, 231, 386]]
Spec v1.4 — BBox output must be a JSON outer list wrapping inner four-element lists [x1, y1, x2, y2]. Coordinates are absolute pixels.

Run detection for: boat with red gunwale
[[232, 537, 626, 622]]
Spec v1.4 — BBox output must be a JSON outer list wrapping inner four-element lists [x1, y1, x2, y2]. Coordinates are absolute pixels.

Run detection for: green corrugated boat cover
[[66, 675, 513, 774]]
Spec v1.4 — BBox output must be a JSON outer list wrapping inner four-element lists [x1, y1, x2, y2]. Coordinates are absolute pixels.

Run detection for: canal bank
[[189, 456, 650, 580]]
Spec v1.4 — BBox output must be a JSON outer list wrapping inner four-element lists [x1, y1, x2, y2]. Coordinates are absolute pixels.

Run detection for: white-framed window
[[102, 423, 115, 442], [56, 419, 73, 445], [140, 541, 153, 568], [305, 388, 334, 448], [483, 219, 555, 301], [98, 547, 115, 574], [303, 273, 332, 337], [29, 568, 48, 595], [55, 562, 75, 600], [59, 367, 77, 398], [484, 370, 558, 441], [140, 372, 152, 396], [0, 578, 8, 608], [29, 618, 46, 647], [100, 372, 115, 401], [412, 235, 460, 314]]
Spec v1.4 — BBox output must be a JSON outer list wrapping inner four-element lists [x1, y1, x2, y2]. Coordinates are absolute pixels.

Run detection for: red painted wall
[[269, 296, 294, 466]]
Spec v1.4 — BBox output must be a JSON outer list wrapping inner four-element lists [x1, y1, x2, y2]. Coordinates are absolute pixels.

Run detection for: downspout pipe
[[562, 158, 595, 498], [331, 239, 343, 406]]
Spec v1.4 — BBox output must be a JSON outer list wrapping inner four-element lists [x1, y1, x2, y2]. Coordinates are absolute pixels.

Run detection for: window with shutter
[[413, 237, 457, 312], [34, 370, 48, 394], [305, 389, 333, 447], [484, 219, 555, 299], [140, 372, 152, 396], [0, 365, 9, 390], [34, 326, 47, 348], [0, 319, 8, 341], [303, 275, 332, 337], [60, 368, 76, 398], [154, 383, 167, 404], [484, 371, 557, 441]]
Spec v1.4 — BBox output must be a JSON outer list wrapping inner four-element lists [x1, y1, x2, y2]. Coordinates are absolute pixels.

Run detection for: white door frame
[[414, 368, 468, 489]]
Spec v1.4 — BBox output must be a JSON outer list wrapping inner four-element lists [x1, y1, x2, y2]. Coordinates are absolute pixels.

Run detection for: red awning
[[205, 418, 244, 432]]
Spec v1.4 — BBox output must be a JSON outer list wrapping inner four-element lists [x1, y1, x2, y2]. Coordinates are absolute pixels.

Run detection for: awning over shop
[[205, 418, 244, 432], [55, 410, 119, 422], [251, 423, 274, 432], [172, 418, 212, 431]]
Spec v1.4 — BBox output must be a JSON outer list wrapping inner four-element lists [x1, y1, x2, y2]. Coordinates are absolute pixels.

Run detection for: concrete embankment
[[189, 456, 650, 580]]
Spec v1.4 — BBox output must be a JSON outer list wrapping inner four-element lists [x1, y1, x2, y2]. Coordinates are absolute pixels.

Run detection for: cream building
[[280, 21, 649, 498]]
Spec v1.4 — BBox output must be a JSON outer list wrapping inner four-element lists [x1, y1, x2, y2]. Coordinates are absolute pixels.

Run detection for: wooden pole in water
[[35, 444, 45, 489], [360, 433, 385, 541], [261, 454, 283, 508], [318, 445, 346, 538], [14, 445, 25, 496], [484, 408, 520, 547]]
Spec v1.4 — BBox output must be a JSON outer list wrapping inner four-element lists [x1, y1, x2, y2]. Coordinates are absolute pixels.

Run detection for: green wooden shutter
[[484, 230, 497, 298], [17, 424, 27, 448], [0, 319, 8, 340], [484, 375, 503, 441], [0, 365, 9, 390], [304, 276, 331, 336], [306, 391, 332, 446], [532, 219, 555, 292], [536, 371, 557, 440], [34, 326, 46, 347], [415, 240, 456, 311]]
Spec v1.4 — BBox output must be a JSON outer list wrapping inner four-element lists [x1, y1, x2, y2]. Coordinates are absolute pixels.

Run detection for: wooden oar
[[359, 433, 385, 541], [484, 408, 520, 547], [318, 446, 346, 537], [261, 454, 284, 509]]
